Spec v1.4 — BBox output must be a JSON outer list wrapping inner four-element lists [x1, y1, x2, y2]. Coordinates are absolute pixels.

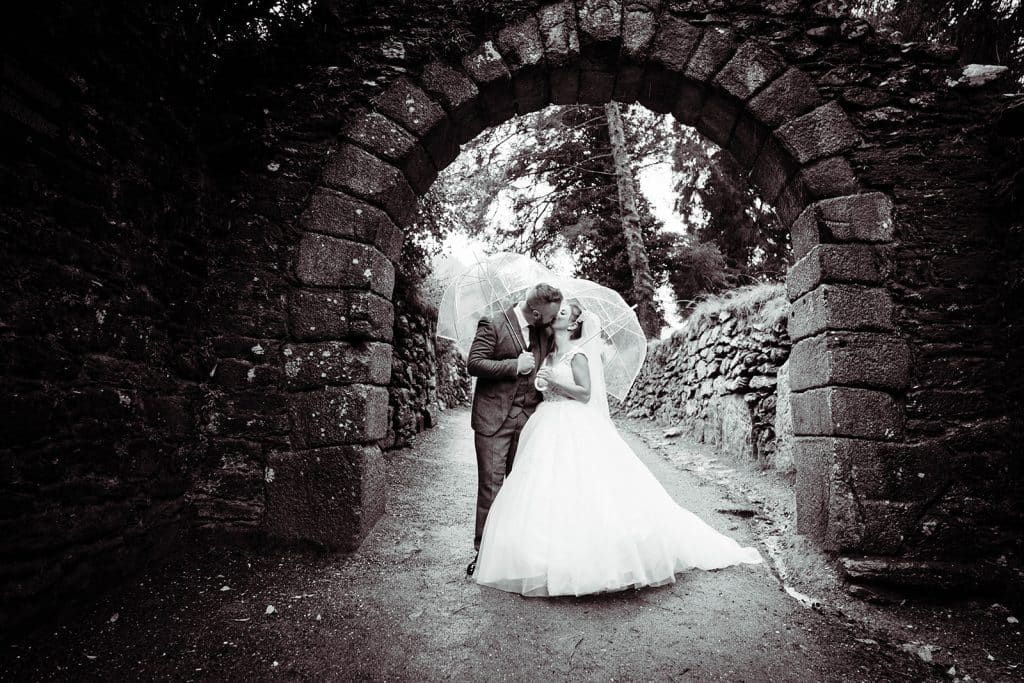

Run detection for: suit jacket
[[467, 305, 552, 436]]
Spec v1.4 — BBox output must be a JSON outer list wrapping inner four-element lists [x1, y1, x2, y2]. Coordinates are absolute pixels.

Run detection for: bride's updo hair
[[568, 301, 584, 340]]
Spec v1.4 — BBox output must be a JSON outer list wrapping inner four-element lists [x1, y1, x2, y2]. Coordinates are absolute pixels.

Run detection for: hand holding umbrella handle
[[516, 351, 536, 375]]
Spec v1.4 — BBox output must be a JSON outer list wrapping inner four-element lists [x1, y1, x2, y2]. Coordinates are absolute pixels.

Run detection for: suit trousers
[[474, 410, 530, 550]]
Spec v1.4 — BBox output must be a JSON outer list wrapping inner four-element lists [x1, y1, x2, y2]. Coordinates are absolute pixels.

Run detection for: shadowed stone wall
[[2, 0, 1022, 629], [1, 11, 211, 627]]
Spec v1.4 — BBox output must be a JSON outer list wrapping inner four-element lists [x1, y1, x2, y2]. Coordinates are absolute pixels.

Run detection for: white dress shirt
[[512, 303, 531, 350]]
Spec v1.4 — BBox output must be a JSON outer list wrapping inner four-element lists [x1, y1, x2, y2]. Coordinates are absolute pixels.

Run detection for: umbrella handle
[[501, 309, 526, 354]]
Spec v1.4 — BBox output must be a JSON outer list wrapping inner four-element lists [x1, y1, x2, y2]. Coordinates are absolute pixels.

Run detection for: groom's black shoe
[[466, 553, 478, 577]]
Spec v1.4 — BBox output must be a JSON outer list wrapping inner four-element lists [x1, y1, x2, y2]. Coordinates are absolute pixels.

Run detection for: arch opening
[[277, 2, 907, 569]]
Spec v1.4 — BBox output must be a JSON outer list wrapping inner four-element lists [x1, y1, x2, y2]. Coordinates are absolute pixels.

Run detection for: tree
[[659, 238, 736, 315], [671, 125, 788, 283], [604, 102, 661, 338]]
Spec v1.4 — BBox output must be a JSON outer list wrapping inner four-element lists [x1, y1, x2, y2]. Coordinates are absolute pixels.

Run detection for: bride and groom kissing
[[465, 283, 761, 598]]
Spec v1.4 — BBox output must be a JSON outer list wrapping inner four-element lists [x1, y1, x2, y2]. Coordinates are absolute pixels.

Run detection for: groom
[[465, 282, 563, 576]]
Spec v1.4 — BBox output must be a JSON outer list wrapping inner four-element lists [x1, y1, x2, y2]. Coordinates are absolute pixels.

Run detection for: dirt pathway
[[2, 407, 946, 681]]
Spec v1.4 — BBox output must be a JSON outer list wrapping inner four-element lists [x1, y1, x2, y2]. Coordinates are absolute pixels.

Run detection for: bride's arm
[[547, 353, 591, 403]]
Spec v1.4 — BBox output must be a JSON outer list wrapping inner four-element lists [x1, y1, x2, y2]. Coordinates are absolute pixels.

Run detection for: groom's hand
[[516, 351, 535, 375]]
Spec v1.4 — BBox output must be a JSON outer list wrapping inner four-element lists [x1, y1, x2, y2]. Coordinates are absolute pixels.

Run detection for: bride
[[473, 300, 762, 597]]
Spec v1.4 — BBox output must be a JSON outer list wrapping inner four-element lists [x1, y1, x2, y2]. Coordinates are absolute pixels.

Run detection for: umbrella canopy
[[558, 278, 648, 401], [436, 252, 558, 358]]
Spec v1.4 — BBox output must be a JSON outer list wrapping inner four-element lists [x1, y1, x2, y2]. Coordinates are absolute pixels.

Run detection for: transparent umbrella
[[557, 277, 648, 401], [436, 252, 558, 358]]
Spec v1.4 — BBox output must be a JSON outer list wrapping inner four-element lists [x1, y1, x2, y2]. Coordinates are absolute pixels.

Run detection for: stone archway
[[272, 1, 910, 567]]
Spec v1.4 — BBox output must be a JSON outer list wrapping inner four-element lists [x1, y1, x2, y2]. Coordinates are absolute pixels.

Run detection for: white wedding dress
[[474, 342, 762, 597]]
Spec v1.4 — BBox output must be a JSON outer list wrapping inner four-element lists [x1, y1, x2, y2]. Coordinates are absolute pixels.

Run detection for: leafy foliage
[[668, 127, 788, 313]]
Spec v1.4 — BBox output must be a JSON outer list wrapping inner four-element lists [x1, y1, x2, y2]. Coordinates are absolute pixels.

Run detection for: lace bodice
[[537, 350, 584, 403]]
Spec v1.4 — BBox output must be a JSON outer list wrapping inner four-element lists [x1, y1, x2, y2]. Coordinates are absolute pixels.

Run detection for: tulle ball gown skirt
[[474, 398, 763, 597]]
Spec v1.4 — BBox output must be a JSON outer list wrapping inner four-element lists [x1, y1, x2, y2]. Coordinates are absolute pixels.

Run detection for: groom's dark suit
[[467, 305, 552, 550]]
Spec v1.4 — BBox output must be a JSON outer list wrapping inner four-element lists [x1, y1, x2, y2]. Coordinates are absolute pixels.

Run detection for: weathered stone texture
[[750, 136, 798, 205], [461, 42, 516, 125], [295, 233, 395, 296], [791, 386, 903, 440], [282, 341, 393, 390], [577, 0, 622, 47], [773, 361, 795, 473], [789, 331, 910, 391], [536, 1, 581, 104], [799, 155, 860, 200], [288, 289, 394, 343], [343, 110, 437, 195], [298, 189, 404, 264], [1, 25, 210, 628], [786, 243, 888, 301], [386, 294, 471, 450], [747, 66, 824, 128], [622, 286, 792, 470], [787, 284, 895, 341], [322, 144, 417, 226], [615, 0, 662, 101], [417, 61, 487, 144], [714, 42, 787, 103], [640, 16, 703, 113], [290, 385, 390, 449], [576, 0, 623, 103], [496, 15, 549, 114], [684, 27, 737, 83], [791, 192, 895, 259], [265, 445, 385, 550], [777, 101, 862, 164], [372, 77, 458, 170]]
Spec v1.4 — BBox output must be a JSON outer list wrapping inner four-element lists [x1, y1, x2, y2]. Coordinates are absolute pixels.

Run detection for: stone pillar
[[784, 192, 909, 551], [268, 143, 410, 549]]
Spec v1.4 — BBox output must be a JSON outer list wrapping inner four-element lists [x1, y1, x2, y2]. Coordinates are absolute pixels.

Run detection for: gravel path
[[0, 407, 985, 681]]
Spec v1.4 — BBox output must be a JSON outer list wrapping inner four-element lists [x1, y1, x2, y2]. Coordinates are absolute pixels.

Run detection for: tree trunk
[[604, 101, 661, 338]]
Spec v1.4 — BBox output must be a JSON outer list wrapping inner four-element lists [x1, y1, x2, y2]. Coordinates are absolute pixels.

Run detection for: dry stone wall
[[622, 286, 792, 471], [1, 13, 211, 628], [386, 301, 471, 451]]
